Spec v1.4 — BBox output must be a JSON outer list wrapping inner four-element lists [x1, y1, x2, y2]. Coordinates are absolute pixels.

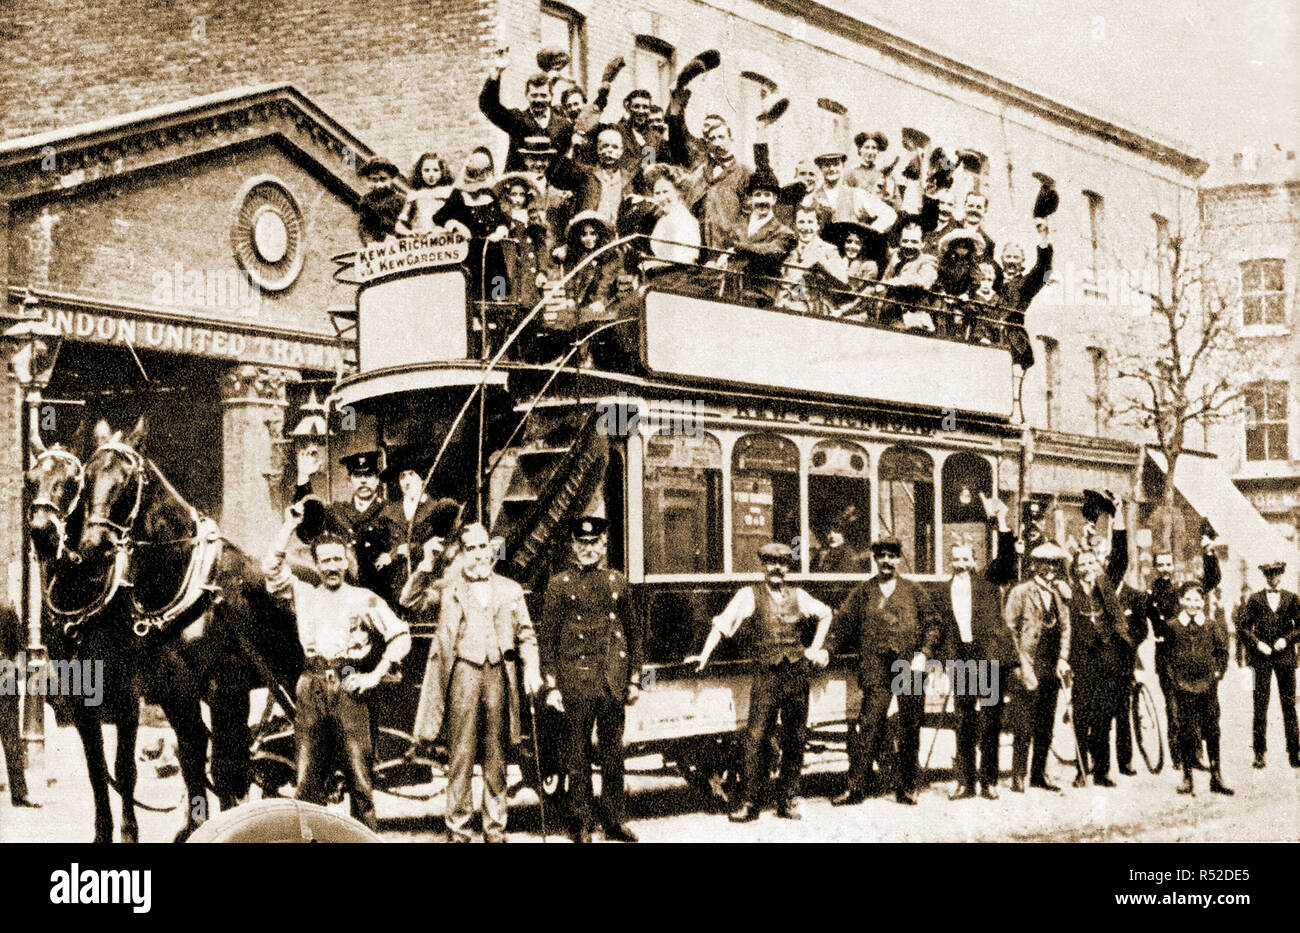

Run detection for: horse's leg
[[209, 683, 252, 810], [72, 709, 114, 844], [114, 700, 140, 843], [158, 696, 209, 843]]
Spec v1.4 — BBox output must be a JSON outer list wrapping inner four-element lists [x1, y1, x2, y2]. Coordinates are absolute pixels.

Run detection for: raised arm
[[689, 587, 755, 671]]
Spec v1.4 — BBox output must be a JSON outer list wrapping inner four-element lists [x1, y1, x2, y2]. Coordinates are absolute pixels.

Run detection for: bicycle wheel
[[1132, 682, 1165, 774]]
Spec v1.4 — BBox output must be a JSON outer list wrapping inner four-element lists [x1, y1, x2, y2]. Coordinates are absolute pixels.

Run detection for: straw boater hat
[[493, 171, 541, 207], [937, 228, 983, 255]]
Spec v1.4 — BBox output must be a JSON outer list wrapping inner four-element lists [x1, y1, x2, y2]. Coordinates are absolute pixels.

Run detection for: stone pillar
[[0, 371, 21, 609], [219, 364, 300, 557]]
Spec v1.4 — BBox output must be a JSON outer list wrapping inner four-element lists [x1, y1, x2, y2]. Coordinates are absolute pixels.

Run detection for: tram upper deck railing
[[334, 232, 1022, 419]]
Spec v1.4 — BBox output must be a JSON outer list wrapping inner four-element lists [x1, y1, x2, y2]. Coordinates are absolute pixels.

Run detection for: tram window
[[642, 432, 723, 573], [731, 433, 800, 574], [878, 445, 935, 574], [941, 452, 994, 568], [603, 448, 626, 572], [808, 440, 871, 573]]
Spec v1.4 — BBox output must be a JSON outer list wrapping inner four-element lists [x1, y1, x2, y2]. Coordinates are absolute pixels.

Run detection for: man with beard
[[356, 157, 406, 244], [934, 496, 1018, 801], [540, 517, 645, 843], [833, 537, 940, 807], [413, 523, 543, 842], [1066, 495, 1132, 788], [548, 125, 639, 228], [1144, 542, 1220, 770], [479, 48, 574, 173], [1239, 559, 1300, 769], [264, 503, 412, 831], [1004, 542, 1072, 793], [690, 542, 832, 822], [1166, 582, 1233, 796]]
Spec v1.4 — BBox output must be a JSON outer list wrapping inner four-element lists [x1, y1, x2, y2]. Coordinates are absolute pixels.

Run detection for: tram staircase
[[490, 405, 609, 591]]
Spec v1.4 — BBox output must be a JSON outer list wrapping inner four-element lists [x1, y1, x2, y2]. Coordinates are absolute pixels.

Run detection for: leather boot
[[1176, 768, 1194, 796], [1209, 761, 1234, 796]]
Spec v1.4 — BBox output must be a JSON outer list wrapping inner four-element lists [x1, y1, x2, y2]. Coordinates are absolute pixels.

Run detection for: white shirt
[[1267, 590, 1281, 612], [712, 584, 832, 638], [951, 573, 973, 643], [650, 204, 702, 265]]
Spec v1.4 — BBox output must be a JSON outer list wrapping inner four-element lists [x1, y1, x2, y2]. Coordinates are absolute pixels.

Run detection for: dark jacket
[[1144, 550, 1221, 657], [0, 600, 20, 661], [933, 529, 1018, 667], [836, 575, 939, 684], [478, 75, 575, 173], [998, 244, 1054, 321], [1164, 612, 1229, 693], [1239, 588, 1300, 667], [539, 564, 644, 700]]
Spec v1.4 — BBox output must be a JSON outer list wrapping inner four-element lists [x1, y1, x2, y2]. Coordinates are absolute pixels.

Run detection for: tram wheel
[[1132, 682, 1165, 774]]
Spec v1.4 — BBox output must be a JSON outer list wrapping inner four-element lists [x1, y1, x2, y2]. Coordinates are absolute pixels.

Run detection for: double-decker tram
[[316, 234, 1025, 803]]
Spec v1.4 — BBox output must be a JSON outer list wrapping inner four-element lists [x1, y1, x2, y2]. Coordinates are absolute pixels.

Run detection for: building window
[[642, 431, 723, 573], [731, 433, 800, 574], [1244, 380, 1289, 462], [941, 452, 993, 568], [878, 444, 935, 574], [1039, 335, 1060, 430], [633, 35, 675, 106], [1082, 190, 1105, 289], [540, 1, 587, 92], [1241, 258, 1286, 326], [817, 98, 848, 157], [1151, 213, 1170, 298], [808, 440, 870, 573], [736, 71, 778, 162], [1086, 345, 1108, 435]]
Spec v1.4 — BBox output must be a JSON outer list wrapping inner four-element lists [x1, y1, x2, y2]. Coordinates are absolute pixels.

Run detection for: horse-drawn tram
[[278, 236, 1028, 813]]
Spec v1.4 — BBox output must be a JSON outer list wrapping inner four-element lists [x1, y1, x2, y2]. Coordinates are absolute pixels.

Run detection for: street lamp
[[4, 295, 63, 777]]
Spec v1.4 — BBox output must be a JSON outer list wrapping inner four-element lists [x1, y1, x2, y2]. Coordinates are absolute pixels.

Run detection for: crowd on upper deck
[[355, 43, 1061, 368]]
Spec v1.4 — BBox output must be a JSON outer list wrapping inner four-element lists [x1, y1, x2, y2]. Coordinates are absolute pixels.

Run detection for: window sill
[[1239, 323, 1291, 339]]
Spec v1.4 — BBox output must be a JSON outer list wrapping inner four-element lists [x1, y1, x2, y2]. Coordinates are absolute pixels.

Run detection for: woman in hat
[[433, 147, 512, 309], [822, 220, 885, 317], [397, 152, 453, 235], [561, 211, 622, 365], [493, 171, 548, 312], [641, 163, 701, 269]]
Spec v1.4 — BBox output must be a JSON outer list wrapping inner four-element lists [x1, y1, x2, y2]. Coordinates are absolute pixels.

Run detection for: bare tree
[[1096, 228, 1273, 556]]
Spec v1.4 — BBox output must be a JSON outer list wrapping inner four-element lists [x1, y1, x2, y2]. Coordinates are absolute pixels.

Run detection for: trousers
[[1172, 687, 1221, 769], [1009, 676, 1060, 780], [953, 669, 1005, 788], [293, 668, 376, 831], [446, 659, 508, 842], [1072, 660, 1126, 779], [0, 687, 28, 801], [847, 654, 923, 795], [742, 660, 811, 805], [563, 691, 627, 827], [1251, 662, 1299, 758]]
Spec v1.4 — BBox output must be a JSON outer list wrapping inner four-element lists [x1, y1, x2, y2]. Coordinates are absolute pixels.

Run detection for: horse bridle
[[83, 441, 147, 544], [31, 447, 85, 564]]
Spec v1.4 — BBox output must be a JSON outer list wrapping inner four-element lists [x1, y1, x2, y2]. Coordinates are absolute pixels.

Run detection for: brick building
[[3, 0, 1284, 610]]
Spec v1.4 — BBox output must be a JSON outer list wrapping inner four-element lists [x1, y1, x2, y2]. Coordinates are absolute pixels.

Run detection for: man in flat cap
[[833, 537, 939, 806], [1003, 541, 1072, 793], [357, 157, 406, 245], [539, 516, 645, 842], [1239, 560, 1300, 769], [690, 541, 832, 822]]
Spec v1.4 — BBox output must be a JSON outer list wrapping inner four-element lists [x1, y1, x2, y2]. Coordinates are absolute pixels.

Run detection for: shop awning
[[1145, 448, 1298, 589]]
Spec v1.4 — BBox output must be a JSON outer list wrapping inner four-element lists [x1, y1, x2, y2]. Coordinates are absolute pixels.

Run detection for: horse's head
[[80, 418, 147, 557], [27, 432, 85, 564]]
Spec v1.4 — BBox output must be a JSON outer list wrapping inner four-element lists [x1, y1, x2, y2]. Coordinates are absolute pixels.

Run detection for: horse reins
[[31, 447, 84, 565]]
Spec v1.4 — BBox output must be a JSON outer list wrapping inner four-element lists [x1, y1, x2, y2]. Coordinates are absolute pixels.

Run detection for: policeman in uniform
[[540, 516, 645, 843], [263, 503, 412, 831], [690, 542, 833, 823], [295, 449, 402, 605]]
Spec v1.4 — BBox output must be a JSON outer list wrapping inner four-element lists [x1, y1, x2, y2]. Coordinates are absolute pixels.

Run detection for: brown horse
[[77, 419, 303, 840], [28, 435, 149, 842]]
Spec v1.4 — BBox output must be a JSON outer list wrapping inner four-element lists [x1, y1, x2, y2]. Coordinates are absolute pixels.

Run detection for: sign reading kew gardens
[[332, 227, 471, 284]]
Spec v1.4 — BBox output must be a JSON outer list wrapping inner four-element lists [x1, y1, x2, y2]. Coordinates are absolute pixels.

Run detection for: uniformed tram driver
[[540, 516, 645, 843], [689, 542, 832, 823]]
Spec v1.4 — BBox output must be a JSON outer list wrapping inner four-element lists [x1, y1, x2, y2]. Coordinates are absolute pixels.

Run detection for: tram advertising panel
[[731, 434, 799, 573], [358, 270, 468, 370]]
